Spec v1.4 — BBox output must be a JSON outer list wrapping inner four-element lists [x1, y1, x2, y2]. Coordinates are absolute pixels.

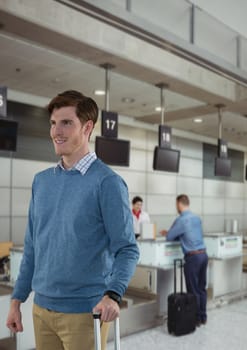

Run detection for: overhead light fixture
[[52, 77, 60, 83], [193, 118, 203, 123], [155, 106, 161, 112], [94, 90, 105, 96]]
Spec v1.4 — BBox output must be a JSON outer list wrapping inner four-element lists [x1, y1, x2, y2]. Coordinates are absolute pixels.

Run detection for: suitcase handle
[[93, 312, 121, 350], [173, 258, 183, 293]]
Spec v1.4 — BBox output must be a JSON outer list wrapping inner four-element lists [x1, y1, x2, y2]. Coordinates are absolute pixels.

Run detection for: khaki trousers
[[33, 304, 110, 350]]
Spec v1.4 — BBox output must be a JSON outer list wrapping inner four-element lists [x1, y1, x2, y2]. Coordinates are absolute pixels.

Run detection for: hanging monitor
[[0, 119, 18, 151], [153, 146, 180, 173], [95, 136, 130, 166], [215, 157, 231, 177]]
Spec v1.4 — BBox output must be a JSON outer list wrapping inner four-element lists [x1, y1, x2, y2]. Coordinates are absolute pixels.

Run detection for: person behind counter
[[6, 90, 139, 350], [160, 194, 208, 326], [132, 196, 150, 239]]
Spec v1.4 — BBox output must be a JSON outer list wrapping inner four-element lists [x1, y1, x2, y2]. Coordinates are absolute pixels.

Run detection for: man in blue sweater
[[161, 194, 208, 326], [6, 90, 139, 350]]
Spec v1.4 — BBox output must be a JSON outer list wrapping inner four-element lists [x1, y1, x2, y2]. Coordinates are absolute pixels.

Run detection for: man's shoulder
[[185, 211, 201, 223], [34, 166, 56, 181], [91, 160, 128, 192], [181, 211, 199, 220], [91, 159, 122, 180]]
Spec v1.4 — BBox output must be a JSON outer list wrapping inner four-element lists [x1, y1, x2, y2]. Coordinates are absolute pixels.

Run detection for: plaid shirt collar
[[56, 152, 97, 175]]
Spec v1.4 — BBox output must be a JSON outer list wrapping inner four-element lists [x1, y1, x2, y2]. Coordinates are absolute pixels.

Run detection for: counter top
[[204, 232, 242, 238], [10, 246, 24, 253], [137, 238, 180, 245]]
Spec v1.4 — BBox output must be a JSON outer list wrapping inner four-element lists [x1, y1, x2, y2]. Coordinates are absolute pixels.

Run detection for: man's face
[[133, 201, 143, 212], [50, 106, 90, 157]]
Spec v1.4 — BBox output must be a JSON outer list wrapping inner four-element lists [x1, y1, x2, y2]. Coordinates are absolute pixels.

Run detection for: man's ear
[[83, 120, 94, 135]]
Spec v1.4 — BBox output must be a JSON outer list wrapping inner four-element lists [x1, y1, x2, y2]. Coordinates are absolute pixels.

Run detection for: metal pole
[[100, 63, 115, 112], [156, 83, 168, 125], [105, 67, 110, 112], [190, 4, 195, 44], [160, 86, 165, 125], [236, 35, 242, 69], [215, 104, 225, 139], [126, 0, 131, 12], [218, 107, 222, 139]]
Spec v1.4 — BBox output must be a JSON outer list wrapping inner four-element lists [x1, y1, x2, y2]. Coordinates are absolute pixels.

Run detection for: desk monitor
[[215, 157, 231, 177], [153, 146, 180, 173], [0, 119, 18, 151], [95, 136, 130, 166]]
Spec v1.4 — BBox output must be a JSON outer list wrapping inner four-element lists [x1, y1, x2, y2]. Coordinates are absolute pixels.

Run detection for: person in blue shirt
[[161, 194, 208, 326], [6, 90, 139, 350]]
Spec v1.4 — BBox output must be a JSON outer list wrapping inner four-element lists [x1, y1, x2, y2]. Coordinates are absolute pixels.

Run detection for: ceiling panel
[[0, 33, 247, 146]]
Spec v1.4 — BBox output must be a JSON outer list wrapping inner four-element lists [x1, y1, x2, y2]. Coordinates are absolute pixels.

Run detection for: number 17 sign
[[101, 110, 118, 138]]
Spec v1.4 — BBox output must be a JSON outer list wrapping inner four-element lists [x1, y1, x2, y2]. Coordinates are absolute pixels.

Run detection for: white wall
[[0, 123, 247, 245]]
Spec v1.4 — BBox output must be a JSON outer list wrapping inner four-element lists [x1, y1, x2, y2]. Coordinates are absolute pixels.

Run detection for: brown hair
[[176, 194, 190, 206], [132, 196, 143, 205], [47, 90, 98, 126]]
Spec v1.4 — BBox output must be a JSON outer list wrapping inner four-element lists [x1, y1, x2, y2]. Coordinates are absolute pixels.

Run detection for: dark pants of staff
[[184, 252, 208, 322]]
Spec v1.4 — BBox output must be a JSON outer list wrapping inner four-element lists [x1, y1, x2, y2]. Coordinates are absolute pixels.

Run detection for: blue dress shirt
[[166, 210, 205, 254]]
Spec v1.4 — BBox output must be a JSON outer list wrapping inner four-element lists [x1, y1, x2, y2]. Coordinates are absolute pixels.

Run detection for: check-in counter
[[137, 238, 183, 266], [204, 233, 243, 298], [1, 246, 35, 350], [130, 234, 244, 317], [0, 285, 11, 340], [128, 238, 184, 317], [10, 246, 24, 284]]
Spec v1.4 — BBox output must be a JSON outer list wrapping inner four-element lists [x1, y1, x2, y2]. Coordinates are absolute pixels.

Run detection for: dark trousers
[[184, 252, 208, 322]]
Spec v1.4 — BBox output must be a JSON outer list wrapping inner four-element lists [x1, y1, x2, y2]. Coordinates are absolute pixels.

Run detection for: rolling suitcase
[[93, 312, 121, 350], [167, 259, 197, 336]]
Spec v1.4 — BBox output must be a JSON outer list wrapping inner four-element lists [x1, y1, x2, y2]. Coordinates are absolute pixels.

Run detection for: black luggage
[[168, 259, 197, 336]]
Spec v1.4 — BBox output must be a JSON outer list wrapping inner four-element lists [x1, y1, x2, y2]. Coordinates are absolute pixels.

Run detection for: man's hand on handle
[[6, 299, 23, 333], [93, 295, 120, 322]]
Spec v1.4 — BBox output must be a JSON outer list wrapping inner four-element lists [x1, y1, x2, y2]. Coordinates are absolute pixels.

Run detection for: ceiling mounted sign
[[0, 86, 7, 117]]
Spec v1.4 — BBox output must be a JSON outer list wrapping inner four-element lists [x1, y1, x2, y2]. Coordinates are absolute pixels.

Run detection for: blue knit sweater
[[12, 159, 139, 313]]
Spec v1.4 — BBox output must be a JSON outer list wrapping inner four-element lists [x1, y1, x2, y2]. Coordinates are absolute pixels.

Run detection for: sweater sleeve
[[12, 180, 35, 302], [99, 174, 139, 297]]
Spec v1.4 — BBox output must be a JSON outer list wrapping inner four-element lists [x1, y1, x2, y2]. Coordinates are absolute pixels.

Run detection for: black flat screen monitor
[[153, 146, 180, 173], [0, 119, 18, 151], [215, 157, 231, 177], [95, 136, 130, 166]]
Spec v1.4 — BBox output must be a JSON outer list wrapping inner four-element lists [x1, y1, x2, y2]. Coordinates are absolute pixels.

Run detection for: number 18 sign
[[101, 110, 118, 138]]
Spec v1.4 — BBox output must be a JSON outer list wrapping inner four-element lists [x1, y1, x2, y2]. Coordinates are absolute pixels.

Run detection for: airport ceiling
[[1, 31, 247, 147]]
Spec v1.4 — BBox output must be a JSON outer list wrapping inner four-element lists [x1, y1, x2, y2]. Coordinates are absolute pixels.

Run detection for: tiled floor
[[108, 298, 247, 350]]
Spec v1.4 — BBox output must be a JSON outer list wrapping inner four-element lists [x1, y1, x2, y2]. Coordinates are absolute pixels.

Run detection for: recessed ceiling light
[[155, 106, 161, 112], [193, 118, 203, 123], [121, 97, 135, 103], [52, 77, 60, 83], [94, 90, 105, 96]]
